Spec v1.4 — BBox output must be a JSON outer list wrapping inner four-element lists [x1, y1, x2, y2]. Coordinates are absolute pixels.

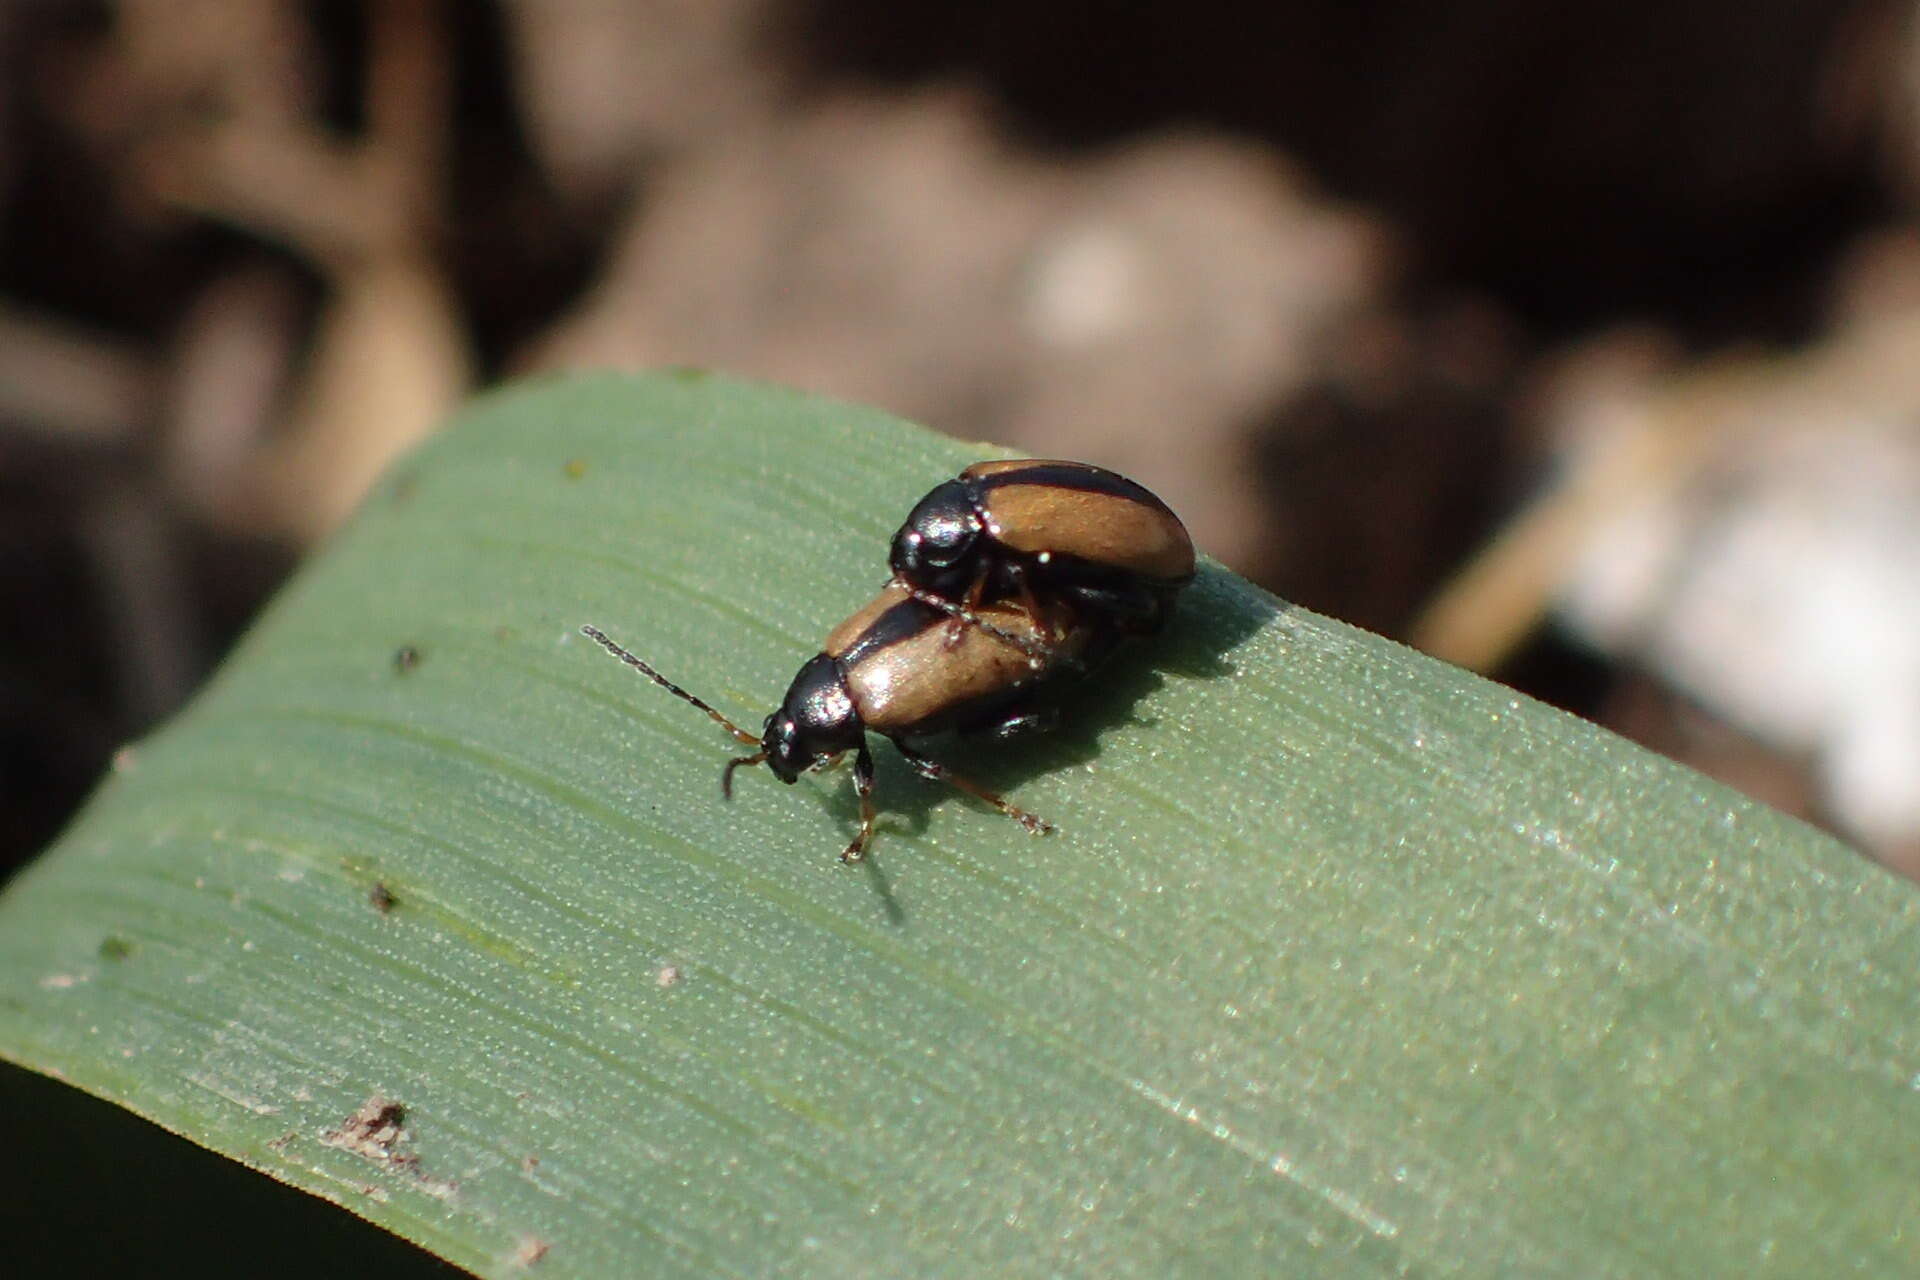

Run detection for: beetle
[[581, 584, 1110, 863], [889, 459, 1195, 650]]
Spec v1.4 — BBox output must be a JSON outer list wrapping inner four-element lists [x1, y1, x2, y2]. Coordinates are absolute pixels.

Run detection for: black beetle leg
[[1064, 580, 1164, 633], [1008, 563, 1061, 643], [841, 743, 878, 863], [953, 689, 1062, 740], [890, 739, 1052, 836], [983, 704, 1060, 741]]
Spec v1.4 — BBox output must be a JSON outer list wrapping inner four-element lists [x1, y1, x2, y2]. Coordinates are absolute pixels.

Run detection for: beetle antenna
[[891, 582, 1051, 667], [580, 624, 760, 747], [722, 752, 767, 798]]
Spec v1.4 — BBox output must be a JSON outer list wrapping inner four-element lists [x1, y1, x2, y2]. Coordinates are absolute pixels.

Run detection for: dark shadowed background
[[5, 0, 1918, 898]]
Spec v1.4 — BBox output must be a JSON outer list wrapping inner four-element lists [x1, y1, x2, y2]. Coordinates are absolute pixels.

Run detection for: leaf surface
[[3, 371, 1916, 1277]]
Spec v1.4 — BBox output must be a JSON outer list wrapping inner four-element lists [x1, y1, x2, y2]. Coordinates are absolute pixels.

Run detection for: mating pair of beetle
[[583, 459, 1194, 862]]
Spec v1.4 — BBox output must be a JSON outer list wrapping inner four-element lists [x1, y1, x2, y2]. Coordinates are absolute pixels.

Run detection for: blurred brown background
[[5, 0, 1919, 882]]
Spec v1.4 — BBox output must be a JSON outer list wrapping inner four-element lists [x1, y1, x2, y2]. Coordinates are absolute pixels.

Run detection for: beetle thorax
[[890, 480, 982, 588]]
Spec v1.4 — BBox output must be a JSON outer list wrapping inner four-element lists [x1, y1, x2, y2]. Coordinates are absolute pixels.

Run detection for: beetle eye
[[761, 714, 804, 782]]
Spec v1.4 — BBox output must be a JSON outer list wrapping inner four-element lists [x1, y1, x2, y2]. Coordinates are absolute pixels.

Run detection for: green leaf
[[3, 370, 1917, 1277]]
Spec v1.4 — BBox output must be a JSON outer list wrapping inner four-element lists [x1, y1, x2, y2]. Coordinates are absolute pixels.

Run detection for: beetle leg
[[890, 740, 1052, 836], [941, 567, 991, 649], [840, 743, 878, 863], [1008, 563, 1061, 643], [897, 581, 1052, 666], [982, 704, 1060, 741], [952, 689, 1062, 740], [1063, 580, 1165, 633]]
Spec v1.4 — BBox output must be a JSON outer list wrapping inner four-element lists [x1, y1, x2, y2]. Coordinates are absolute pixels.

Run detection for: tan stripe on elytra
[[982, 483, 1193, 580]]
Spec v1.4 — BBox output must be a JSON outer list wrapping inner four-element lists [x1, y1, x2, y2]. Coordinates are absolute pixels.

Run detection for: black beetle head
[[758, 709, 808, 783], [889, 480, 982, 589], [755, 654, 862, 784]]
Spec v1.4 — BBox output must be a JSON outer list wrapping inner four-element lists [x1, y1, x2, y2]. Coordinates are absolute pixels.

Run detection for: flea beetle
[[582, 585, 1108, 863], [889, 459, 1195, 648]]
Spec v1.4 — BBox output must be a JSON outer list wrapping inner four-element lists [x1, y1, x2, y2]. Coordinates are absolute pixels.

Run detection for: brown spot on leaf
[[321, 1095, 459, 1199], [323, 1096, 411, 1163]]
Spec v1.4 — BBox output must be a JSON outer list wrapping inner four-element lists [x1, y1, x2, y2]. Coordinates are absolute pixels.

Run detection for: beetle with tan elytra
[[888, 459, 1196, 650], [582, 584, 1113, 864]]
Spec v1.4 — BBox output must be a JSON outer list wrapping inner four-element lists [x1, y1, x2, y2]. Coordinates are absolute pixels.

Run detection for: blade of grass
[[3, 369, 1918, 1277]]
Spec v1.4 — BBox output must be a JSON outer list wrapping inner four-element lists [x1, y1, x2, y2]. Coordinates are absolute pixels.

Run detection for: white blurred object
[[1560, 383, 1920, 857], [1417, 286, 1920, 867], [1525, 298, 1920, 866]]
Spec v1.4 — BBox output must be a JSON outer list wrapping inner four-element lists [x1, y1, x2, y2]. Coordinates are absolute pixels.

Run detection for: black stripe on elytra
[[968, 462, 1170, 513], [834, 593, 945, 668]]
